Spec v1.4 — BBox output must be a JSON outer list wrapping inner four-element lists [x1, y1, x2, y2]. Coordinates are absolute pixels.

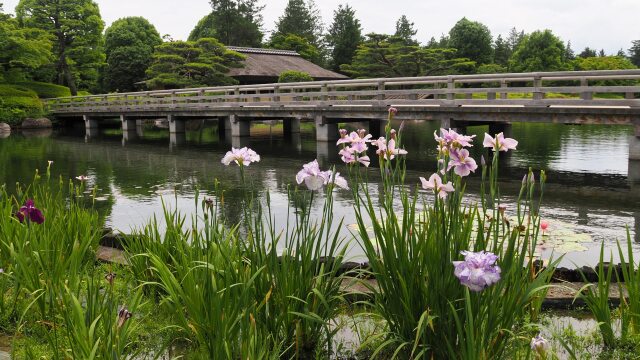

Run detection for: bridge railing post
[[377, 81, 385, 101], [321, 83, 329, 102], [446, 77, 455, 101], [234, 87, 241, 104], [580, 78, 593, 100], [274, 86, 280, 103], [500, 80, 508, 99], [533, 76, 544, 101], [171, 91, 177, 108]]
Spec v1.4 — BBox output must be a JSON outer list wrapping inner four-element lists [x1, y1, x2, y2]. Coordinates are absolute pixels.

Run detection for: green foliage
[[325, 4, 362, 72], [573, 56, 637, 72], [269, 33, 322, 64], [448, 17, 493, 65], [628, 40, 640, 67], [0, 84, 43, 124], [579, 47, 598, 59], [273, 0, 323, 47], [104, 17, 162, 92], [16, 0, 105, 95], [493, 35, 510, 66], [0, 11, 52, 79], [278, 70, 313, 83], [189, 0, 264, 47], [394, 15, 418, 45], [146, 38, 244, 90], [342, 33, 474, 78], [13, 81, 71, 98], [509, 30, 569, 72]]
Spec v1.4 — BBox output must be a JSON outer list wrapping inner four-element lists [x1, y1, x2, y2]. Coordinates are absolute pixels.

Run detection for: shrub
[[278, 70, 314, 83], [0, 84, 43, 125], [13, 81, 72, 98]]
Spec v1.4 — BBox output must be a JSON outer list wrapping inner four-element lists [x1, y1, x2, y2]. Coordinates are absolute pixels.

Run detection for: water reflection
[[0, 120, 637, 266]]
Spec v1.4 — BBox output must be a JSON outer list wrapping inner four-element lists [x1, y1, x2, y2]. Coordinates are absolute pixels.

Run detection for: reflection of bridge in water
[[47, 70, 640, 181], [51, 131, 640, 243]]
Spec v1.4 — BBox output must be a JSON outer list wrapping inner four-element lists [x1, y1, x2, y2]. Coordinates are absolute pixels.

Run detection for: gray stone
[[21, 117, 52, 129], [0, 123, 10, 133]]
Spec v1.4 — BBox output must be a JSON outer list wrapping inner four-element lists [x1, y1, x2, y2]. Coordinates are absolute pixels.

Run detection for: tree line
[[1, 0, 639, 96]]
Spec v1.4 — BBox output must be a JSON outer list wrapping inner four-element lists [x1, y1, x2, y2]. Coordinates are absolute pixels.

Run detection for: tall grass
[[350, 125, 558, 359]]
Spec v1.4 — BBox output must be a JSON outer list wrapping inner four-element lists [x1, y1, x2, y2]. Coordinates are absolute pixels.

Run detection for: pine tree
[[598, 49, 606, 57], [189, 0, 264, 47], [579, 47, 597, 58], [616, 48, 626, 57], [394, 15, 417, 45], [630, 40, 640, 67], [16, 0, 105, 95], [326, 4, 362, 72], [564, 41, 575, 61], [272, 0, 323, 47], [506, 27, 524, 53], [493, 35, 510, 66]]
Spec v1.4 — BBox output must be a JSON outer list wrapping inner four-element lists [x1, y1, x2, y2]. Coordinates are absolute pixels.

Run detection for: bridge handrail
[[44, 70, 640, 112]]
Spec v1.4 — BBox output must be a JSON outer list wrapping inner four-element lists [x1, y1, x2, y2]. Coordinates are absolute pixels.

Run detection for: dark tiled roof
[[226, 46, 300, 56]]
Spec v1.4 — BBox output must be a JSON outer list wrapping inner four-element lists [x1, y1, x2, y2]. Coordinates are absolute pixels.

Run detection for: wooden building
[[226, 47, 348, 84]]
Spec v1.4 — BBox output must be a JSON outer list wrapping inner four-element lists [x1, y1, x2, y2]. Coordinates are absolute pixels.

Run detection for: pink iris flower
[[296, 160, 349, 190], [336, 130, 371, 153], [221, 147, 261, 166], [419, 173, 454, 199], [434, 128, 476, 149], [448, 148, 478, 177], [483, 132, 518, 152], [339, 147, 370, 167], [372, 137, 408, 160]]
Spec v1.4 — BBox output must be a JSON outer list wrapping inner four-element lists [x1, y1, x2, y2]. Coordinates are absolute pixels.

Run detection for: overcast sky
[[3, 0, 638, 54]]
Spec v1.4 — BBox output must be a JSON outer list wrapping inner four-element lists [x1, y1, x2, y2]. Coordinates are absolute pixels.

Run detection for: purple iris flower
[[483, 132, 518, 152], [447, 148, 478, 177], [453, 250, 501, 292], [16, 199, 45, 224]]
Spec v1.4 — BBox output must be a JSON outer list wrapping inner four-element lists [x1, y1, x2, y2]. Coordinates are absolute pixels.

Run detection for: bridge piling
[[83, 115, 98, 131], [230, 114, 250, 137], [628, 122, 640, 185], [169, 132, 186, 150], [283, 117, 301, 135], [121, 115, 136, 132], [315, 115, 338, 142], [168, 115, 185, 133]]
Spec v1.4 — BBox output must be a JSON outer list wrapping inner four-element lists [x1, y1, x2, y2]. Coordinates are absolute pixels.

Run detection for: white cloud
[[2, 0, 637, 53]]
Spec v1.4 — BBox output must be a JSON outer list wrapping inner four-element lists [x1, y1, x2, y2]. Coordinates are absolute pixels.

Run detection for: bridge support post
[[168, 115, 185, 133], [83, 115, 99, 130], [169, 132, 186, 150], [440, 118, 466, 133], [315, 115, 338, 142], [121, 115, 137, 132], [369, 119, 388, 138], [283, 117, 301, 135], [122, 129, 138, 145], [230, 114, 250, 137], [136, 121, 145, 137]]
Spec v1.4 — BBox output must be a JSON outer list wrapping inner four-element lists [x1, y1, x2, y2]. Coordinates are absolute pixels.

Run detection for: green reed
[[350, 128, 558, 359]]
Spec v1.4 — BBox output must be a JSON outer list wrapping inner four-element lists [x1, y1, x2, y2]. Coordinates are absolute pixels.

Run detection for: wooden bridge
[[46, 70, 640, 170]]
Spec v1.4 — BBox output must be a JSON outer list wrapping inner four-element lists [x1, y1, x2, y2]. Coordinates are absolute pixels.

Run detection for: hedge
[[0, 84, 44, 125], [13, 81, 72, 98]]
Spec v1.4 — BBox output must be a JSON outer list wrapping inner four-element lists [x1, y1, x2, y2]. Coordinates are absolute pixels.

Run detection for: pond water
[[0, 120, 637, 267]]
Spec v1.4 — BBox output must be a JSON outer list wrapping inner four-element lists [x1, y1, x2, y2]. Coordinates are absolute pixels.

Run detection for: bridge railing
[[44, 70, 640, 113]]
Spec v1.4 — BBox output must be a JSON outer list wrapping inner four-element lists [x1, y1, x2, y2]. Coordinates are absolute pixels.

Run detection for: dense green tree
[[104, 17, 162, 92], [0, 8, 52, 81], [616, 48, 626, 57], [493, 35, 510, 66], [578, 47, 597, 58], [394, 15, 417, 45], [325, 4, 362, 72], [426, 34, 449, 48], [630, 40, 640, 67], [448, 17, 493, 65], [598, 49, 606, 57], [509, 30, 568, 72], [269, 33, 321, 64], [16, 0, 105, 95], [146, 38, 244, 90], [272, 0, 323, 46], [341, 33, 473, 78], [189, 0, 264, 47], [278, 70, 312, 83]]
